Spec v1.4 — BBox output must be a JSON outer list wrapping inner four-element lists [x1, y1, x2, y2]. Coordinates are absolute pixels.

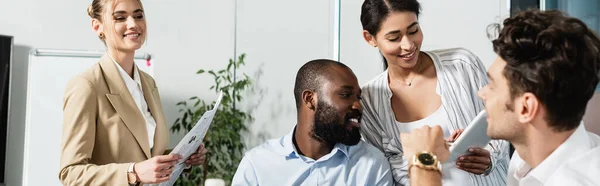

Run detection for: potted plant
[[170, 54, 252, 186]]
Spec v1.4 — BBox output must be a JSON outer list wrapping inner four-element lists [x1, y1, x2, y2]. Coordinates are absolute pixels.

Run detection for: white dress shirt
[[507, 124, 600, 186], [111, 57, 157, 149]]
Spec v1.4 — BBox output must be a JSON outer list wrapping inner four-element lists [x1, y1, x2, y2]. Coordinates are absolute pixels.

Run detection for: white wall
[[340, 0, 510, 85], [235, 0, 336, 148], [0, 0, 234, 185]]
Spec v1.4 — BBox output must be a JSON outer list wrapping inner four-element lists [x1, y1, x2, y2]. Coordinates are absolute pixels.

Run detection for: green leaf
[[208, 70, 216, 76], [172, 53, 252, 185], [181, 113, 188, 126]]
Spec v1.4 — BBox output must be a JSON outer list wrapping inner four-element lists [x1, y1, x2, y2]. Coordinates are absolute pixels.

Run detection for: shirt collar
[[514, 123, 593, 184], [110, 54, 142, 87], [282, 126, 350, 160]]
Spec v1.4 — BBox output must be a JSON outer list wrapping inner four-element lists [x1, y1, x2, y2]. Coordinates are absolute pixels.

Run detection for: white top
[[360, 48, 509, 186], [507, 124, 600, 186], [396, 106, 451, 137], [395, 84, 450, 136], [397, 105, 473, 186], [111, 56, 157, 149]]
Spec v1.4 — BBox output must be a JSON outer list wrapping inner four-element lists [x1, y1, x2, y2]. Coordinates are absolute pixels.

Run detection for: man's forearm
[[409, 166, 442, 186]]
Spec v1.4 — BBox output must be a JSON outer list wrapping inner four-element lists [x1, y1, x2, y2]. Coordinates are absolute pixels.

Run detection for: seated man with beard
[[232, 59, 393, 186]]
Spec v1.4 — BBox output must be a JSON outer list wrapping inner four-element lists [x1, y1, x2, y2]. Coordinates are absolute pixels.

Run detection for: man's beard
[[311, 100, 361, 146]]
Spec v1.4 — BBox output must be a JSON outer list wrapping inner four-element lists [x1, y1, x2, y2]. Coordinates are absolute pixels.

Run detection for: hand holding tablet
[[448, 110, 491, 162]]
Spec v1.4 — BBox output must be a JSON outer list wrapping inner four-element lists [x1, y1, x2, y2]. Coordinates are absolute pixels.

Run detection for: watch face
[[418, 153, 436, 165]]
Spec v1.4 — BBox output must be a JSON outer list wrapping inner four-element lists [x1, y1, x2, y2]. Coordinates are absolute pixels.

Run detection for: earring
[[98, 33, 105, 39]]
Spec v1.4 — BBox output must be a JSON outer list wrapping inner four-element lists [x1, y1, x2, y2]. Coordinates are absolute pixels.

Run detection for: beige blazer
[[58, 55, 169, 186]]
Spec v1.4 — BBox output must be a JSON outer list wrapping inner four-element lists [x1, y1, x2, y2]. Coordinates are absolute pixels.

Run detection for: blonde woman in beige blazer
[[59, 0, 207, 185]]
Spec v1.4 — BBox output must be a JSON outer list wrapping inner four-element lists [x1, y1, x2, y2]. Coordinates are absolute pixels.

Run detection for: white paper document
[[147, 91, 223, 186]]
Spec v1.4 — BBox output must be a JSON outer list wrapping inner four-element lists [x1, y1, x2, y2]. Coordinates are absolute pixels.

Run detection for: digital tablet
[[448, 110, 491, 161]]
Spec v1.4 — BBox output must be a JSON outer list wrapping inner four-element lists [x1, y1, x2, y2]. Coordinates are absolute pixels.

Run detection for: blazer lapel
[[99, 55, 152, 159], [139, 71, 168, 156]]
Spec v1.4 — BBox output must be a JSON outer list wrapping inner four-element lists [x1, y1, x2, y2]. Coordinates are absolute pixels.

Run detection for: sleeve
[[467, 50, 510, 176], [360, 92, 409, 186], [58, 76, 130, 186], [231, 155, 259, 186]]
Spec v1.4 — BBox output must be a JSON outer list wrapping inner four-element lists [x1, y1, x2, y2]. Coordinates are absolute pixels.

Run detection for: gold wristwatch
[[408, 151, 442, 177], [127, 163, 139, 186]]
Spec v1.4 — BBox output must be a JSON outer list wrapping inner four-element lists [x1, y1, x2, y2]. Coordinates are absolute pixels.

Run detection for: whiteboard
[[23, 49, 153, 186]]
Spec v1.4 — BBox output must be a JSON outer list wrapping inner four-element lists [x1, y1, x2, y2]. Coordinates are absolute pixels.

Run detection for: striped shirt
[[360, 48, 509, 186]]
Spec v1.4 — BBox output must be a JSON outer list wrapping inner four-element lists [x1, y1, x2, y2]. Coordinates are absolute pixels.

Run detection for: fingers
[[159, 166, 175, 175], [447, 131, 459, 142], [152, 174, 171, 183], [155, 154, 182, 163], [457, 166, 486, 175], [456, 161, 489, 170], [145, 171, 172, 184], [150, 165, 175, 183], [186, 145, 209, 165], [468, 147, 491, 156], [456, 129, 464, 138], [185, 157, 198, 165], [185, 152, 207, 165], [153, 162, 176, 172], [153, 155, 181, 170], [457, 155, 491, 165], [185, 157, 199, 165], [456, 153, 491, 175], [447, 129, 464, 142], [432, 125, 442, 134], [198, 144, 205, 152]]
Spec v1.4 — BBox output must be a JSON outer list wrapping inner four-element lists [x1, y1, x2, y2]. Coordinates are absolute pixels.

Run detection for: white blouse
[[110, 56, 157, 149]]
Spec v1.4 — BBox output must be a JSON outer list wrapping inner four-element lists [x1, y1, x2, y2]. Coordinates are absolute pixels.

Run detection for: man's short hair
[[293, 59, 351, 109], [491, 10, 600, 131]]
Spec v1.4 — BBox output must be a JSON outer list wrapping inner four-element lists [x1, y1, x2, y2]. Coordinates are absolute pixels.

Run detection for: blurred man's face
[[478, 57, 522, 141]]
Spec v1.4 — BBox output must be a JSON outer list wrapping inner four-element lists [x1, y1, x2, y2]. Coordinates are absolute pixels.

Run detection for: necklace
[[400, 56, 424, 86]]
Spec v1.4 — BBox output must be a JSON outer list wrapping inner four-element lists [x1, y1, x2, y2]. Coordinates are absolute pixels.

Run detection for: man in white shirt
[[477, 9, 600, 186]]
